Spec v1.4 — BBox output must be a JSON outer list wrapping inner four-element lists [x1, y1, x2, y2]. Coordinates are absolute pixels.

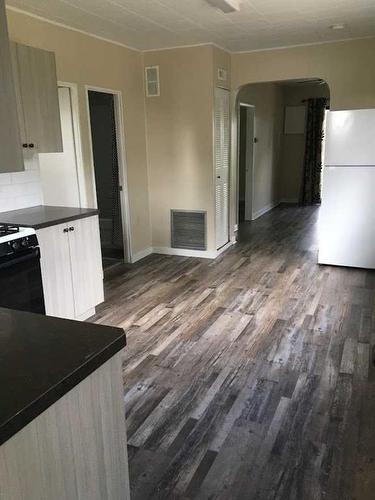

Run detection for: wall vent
[[145, 65, 160, 97], [217, 67, 227, 82], [171, 210, 206, 251]]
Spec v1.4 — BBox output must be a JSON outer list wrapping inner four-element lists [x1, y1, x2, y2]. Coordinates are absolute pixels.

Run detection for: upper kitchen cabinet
[[0, 0, 24, 173], [10, 42, 63, 153]]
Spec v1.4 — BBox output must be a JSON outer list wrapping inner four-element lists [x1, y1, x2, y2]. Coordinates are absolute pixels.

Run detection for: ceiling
[[6, 0, 375, 52]]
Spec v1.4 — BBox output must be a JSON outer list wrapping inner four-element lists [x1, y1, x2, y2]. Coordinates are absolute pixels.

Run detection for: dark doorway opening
[[88, 91, 124, 269]]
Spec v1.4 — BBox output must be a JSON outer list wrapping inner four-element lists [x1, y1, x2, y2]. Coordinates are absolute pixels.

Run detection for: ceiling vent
[[206, 0, 240, 13], [145, 66, 160, 97]]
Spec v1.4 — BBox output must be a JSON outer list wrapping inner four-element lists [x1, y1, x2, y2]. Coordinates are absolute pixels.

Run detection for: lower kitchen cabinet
[[37, 215, 104, 320]]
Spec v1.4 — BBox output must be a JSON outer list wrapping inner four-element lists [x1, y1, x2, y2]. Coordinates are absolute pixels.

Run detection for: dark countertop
[[0, 307, 125, 446], [0, 205, 99, 229]]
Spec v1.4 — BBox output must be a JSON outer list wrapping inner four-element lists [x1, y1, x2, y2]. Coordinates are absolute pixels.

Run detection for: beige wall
[[280, 82, 330, 202], [213, 46, 231, 90], [5, 11, 375, 256], [230, 37, 375, 236], [6, 8, 151, 256], [238, 83, 284, 218], [143, 45, 218, 251], [232, 38, 375, 110]]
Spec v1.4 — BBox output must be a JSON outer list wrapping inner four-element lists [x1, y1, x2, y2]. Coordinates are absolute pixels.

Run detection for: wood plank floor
[[93, 205, 375, 500]]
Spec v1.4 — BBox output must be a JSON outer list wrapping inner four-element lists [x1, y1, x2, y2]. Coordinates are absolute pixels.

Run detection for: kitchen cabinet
[[0, 0, 24, 173], [37, 215, 104, 320], [0, 306, 129, 500], [10, 42, 63, 154]]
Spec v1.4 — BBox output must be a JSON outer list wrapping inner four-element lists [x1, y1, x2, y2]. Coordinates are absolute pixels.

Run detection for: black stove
[[0, 225, 45, 315], [0, 224, 20, 237]]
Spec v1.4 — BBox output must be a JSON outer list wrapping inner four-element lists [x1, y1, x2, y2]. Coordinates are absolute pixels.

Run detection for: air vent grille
[[171, 210, 206, 251], [145, 65, 160, 97]]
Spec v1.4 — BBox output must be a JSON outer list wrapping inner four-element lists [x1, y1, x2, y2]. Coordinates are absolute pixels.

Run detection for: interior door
[[39, 87, 81, 207], [244, 106, 255, 221], [68, 216, 104, 318], [215, 87, 230, 250], [37, 223, 75, 319]]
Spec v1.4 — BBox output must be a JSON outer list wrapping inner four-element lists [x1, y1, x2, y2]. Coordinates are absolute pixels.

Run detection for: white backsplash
[[0, 152, 43, 213]]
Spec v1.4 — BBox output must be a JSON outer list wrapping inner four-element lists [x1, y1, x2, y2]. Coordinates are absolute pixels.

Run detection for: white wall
[[0, 152, 42, 212]]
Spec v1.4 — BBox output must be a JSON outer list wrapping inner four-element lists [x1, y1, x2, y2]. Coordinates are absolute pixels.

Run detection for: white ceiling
[[6, 0, 375, 52]]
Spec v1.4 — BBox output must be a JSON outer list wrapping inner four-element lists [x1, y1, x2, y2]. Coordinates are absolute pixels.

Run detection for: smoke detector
[[206, 0, 241, 13]]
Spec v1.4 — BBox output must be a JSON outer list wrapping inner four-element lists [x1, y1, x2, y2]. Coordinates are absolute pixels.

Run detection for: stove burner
[[0, 224, 20, 237]]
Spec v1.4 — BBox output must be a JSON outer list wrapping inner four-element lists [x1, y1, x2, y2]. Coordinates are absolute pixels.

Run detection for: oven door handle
[[0, 248, 40, 270]]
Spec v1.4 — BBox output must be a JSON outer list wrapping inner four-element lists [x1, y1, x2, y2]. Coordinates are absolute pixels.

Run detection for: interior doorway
[[87, 88, 131, 268], [39, 84, 83, 207], [238, 104, 255, 222]]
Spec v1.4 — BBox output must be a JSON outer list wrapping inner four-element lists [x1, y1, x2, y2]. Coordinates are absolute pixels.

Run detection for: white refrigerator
[[318, 109, 375, 269]]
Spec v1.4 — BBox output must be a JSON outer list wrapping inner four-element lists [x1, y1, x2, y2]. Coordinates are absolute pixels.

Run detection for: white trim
[[6, 6, 140, 52], [231, 35, 375, 54], [57, 81, 87, 207], [130, 240, 236, 262], [239, 103, 255, 222], [153, 246, 216, 259], [143, 42, 229, 53], [85, 85, 133, 264], [216, 240, 235, 257], [131, 247, 153, 263], [153, 240, 235, 259], [252, 201, 280, 220], [234, 223, 238, 232]]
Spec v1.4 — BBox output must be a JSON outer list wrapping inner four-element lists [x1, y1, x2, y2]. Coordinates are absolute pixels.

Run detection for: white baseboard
[[131, 240, 236, 262], [131, 246, 153, 263], [252, 201, 280, 220], [279, 198, 299, 204], [216, 240, 236, 257], [153, 246, 217, 259]]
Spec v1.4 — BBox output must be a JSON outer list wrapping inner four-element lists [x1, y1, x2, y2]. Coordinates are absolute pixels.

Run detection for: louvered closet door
[[215, 87, 230, 250]]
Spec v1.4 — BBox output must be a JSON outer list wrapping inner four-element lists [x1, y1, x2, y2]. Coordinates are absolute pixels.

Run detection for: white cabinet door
[[215, 87, 230, 250], [37, 223, 75, 319], [68, 216, 104, 318], [10, 42, 63, 153]]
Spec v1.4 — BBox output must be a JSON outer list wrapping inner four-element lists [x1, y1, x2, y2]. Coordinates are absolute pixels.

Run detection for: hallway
[[94, 205, 375, 500]]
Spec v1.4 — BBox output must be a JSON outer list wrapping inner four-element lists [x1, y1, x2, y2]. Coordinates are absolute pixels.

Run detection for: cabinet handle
[[28, 143, 35, 148], [22, 143, 28, 149], [69, 227, 74, 231], [63, 228, 69, 233]]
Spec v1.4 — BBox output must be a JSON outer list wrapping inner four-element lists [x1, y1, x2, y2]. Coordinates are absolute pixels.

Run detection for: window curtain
[[300, 97, 328, 205]]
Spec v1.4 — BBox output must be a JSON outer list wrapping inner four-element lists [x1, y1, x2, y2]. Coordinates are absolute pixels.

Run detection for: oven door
[[0, 248, 45, 314]]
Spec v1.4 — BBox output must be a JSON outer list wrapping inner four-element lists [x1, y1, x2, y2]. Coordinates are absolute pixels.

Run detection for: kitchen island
[[0, 307, 130, 500]]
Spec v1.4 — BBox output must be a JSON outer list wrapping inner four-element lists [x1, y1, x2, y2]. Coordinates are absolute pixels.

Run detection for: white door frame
[[239, 103, 255, 222], [57, 82, 87, 207], [84, 85, 132, 264]]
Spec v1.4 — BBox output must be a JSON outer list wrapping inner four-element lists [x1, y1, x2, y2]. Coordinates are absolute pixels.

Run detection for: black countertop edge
[[0, 205, 99, 230], [0, 334, 125, 447], [30, 210, 100, 229]]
